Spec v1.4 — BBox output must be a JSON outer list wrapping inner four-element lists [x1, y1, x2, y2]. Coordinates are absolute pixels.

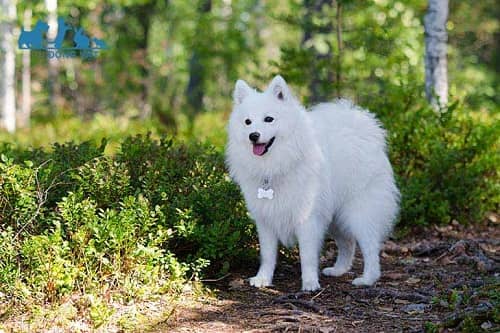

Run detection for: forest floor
[[1, 221, 498, 332], [158, 220, 499, 333]]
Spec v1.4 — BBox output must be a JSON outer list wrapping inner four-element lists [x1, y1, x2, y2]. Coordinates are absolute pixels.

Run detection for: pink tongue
[[253, 143, 267, 156]]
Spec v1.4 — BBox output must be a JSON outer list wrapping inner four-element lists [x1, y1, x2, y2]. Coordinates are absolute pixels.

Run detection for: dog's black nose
[[249, 132, 260, 143]]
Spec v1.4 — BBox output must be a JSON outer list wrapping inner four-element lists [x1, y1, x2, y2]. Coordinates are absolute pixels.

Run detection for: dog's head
[[228, 75, 304, 155], [227, 75, 310, 176]]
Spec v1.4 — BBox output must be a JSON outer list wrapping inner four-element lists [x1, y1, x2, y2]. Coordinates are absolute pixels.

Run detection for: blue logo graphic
[[18, 17, 108, 59]]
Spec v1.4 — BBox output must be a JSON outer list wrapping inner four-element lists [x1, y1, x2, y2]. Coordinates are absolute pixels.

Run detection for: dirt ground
[[159, 222, 499, 333]]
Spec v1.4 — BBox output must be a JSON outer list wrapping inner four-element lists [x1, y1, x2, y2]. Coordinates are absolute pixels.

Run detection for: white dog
[[226, 75, 400, 291]]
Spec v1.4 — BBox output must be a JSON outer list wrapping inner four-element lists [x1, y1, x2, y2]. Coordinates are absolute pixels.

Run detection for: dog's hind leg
[[352, 230, 381, 286], [339, 179, 396, 286], [343, 201, 384, 286], [322, 227, 355, 277]]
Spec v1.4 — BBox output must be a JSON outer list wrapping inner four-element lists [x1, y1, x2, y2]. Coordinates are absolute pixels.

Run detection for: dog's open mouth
[[252, 137, 275, 156]]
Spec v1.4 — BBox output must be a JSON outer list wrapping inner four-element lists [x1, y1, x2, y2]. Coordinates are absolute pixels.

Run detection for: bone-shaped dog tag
[[257, 187, 274, 200]]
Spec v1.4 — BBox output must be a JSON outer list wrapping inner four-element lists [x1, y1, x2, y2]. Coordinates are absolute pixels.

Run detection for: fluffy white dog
[[226, 75, 400, 291]]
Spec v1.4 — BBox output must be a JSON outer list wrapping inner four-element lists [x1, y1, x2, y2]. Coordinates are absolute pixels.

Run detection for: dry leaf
[[378, 306, 394, 312], [406, 277, 421, 285], [487, 212, 498, 224], [395, 299, 410, 305], [229, 278, 246, 290], [440, 256, 456, 265]]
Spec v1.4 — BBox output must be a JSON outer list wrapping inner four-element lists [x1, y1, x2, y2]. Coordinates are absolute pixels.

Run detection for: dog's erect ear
[[267, 75, 290, 101], [233, 79, 252, 105]]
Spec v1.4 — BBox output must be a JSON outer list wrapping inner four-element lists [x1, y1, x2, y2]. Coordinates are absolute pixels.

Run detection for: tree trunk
[[0, 0, 17, 133], [20, 8, 32, 128], [335, 0, 343, 98], [45, 0, 60, 113], [186, 0, 212, 121], [424, 0, 449, 109], [186, 52, 204, 112], [136, 4, 153, 119], [302, 0, 334, 104]]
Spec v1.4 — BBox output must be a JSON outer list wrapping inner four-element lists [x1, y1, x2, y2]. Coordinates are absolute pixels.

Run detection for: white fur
[[226, 75, 400, 291]]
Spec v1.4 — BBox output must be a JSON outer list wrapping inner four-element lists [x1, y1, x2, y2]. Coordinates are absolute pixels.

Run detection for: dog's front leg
[[297, 218, 323, 291], [249, 222, 277, 288]]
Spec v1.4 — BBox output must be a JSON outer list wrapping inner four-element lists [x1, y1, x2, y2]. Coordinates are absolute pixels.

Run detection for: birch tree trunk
[[20, 8, 32, 128], [424, 0, 449, 109], [45, 0, 60, 113], [0, 0, 17, 133]]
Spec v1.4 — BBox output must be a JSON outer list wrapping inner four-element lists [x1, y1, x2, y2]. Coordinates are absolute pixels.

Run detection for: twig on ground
[[273, 294, 333, 316], [311, 287, 327, 301], [201, 273, 232, 283]]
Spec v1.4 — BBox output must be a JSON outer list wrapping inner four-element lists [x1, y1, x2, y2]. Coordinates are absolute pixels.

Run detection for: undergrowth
[[0, 136, 254, 329]]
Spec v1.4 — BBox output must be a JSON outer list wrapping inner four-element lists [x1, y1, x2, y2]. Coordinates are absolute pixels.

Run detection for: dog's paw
[[301, 279, 321, 292], [322, 266, 349, 277], [249, 275, 272, 288], [352, 276, 378, 287]]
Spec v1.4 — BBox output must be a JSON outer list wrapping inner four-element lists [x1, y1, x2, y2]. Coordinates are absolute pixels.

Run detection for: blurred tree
[[424, 0, 448, 108], [0, 0, 17, 133], [81, 0, 160, 119], [447, 0, 499, 110], [301, 0, 334, 103], [45, 0, 61, 113], [186, 0, 212, 124], [3, 0, 495, 135], [124, 1, 156, 119], [274, 0, 426, 104], [335, 0, 342, 97], [19, 8, 32, 128]]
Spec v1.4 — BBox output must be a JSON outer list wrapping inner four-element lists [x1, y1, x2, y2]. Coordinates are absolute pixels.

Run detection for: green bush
[[370, 87, 499, 226], [116, 135, 254, 270], [0, 136, 254, 303]]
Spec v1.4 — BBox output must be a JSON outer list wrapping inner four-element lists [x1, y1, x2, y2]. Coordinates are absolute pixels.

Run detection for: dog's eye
[[245, 119, 252, 125], [264, 116, 274, 123]]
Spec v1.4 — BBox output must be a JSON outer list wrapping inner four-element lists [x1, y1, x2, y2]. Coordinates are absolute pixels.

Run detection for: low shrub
[[370, 87, 499, 226], [0, 136, 254, 304]]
